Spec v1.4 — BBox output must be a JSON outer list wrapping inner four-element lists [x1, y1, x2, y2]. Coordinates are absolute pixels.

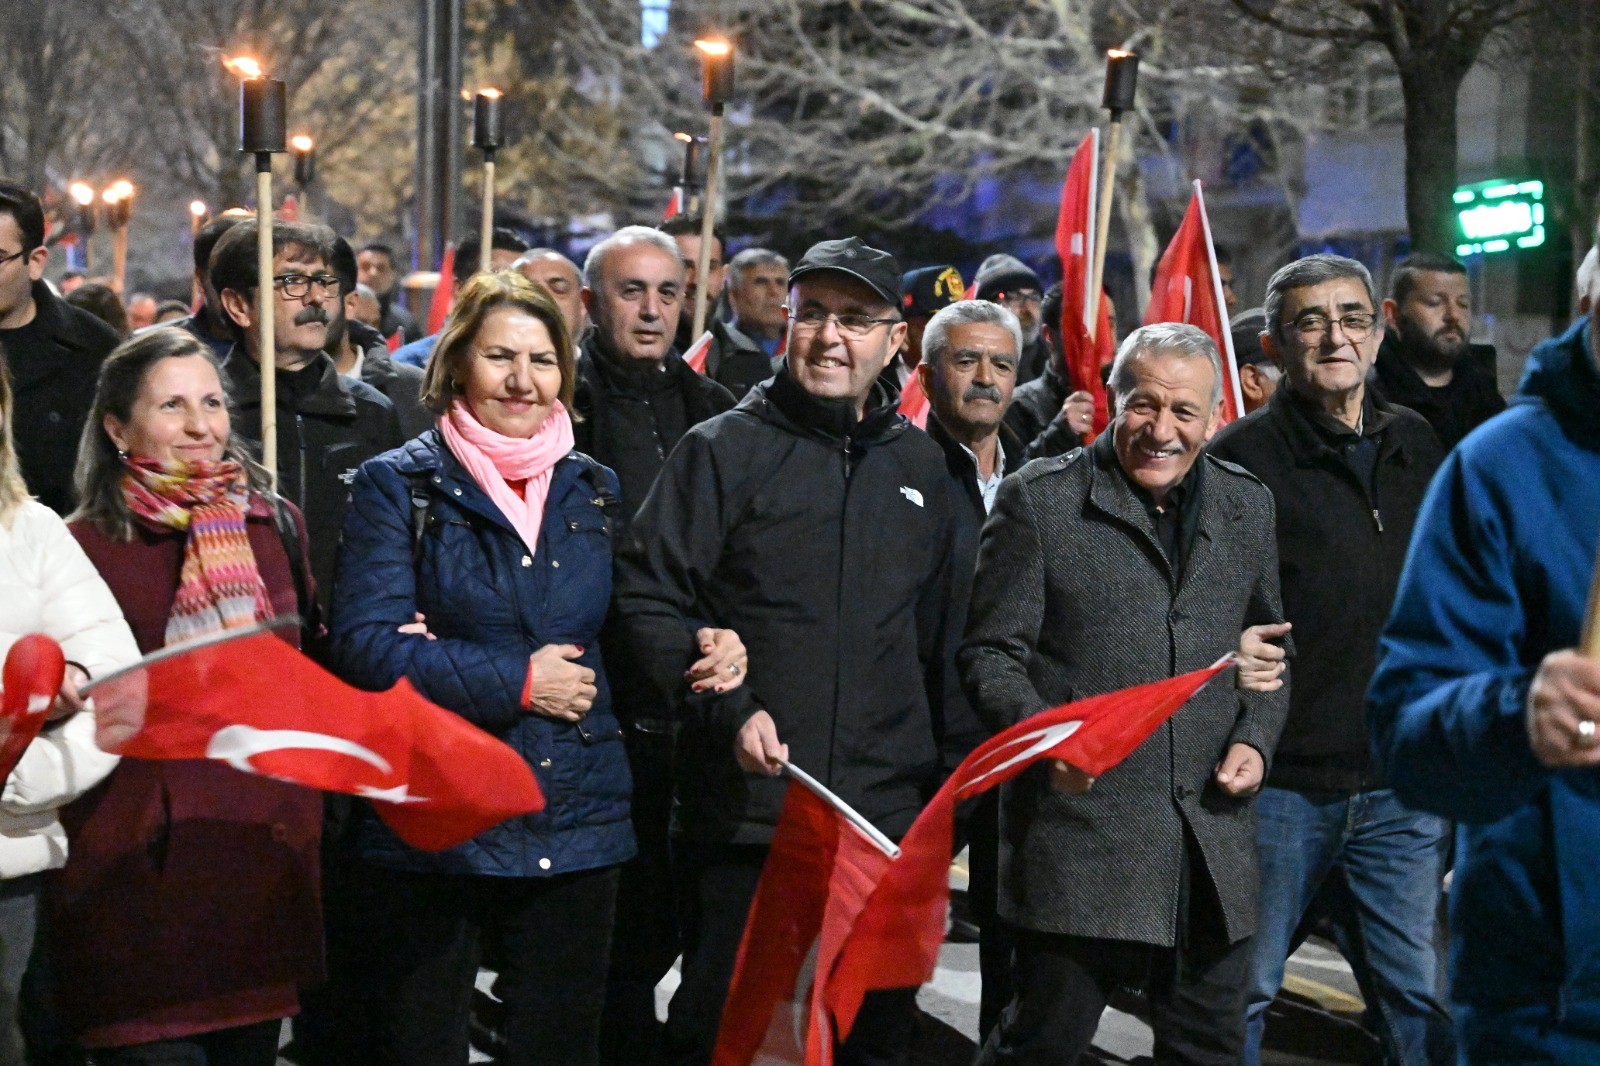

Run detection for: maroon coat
[[49, 497, 323, 1049]]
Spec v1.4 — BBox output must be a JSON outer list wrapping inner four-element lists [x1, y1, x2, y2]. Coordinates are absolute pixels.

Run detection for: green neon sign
[[1454, 178, 1544, 257]]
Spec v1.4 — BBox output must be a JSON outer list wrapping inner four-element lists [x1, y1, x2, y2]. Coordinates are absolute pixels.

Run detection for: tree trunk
[[1397, 61, 1467, 255]]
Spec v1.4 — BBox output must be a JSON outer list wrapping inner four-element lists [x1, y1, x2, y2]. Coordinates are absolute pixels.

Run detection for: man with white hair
[[962, 321, 1289, 1065]]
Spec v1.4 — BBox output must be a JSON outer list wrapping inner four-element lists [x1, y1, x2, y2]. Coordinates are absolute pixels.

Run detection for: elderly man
[[1209, 254, 1452, 1065], [1372, 253, 1504, 449], [916, 299, 1025, 1039], [1368, 234, 1600, 1061], [614, 237, 974, 1065], [962, 321, 1289, 1066], [725, 247, 788, 357], [512, 248, 587, 351]]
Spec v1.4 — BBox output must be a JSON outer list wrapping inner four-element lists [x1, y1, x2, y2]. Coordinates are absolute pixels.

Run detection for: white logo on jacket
[[900, 486, 924, 508]]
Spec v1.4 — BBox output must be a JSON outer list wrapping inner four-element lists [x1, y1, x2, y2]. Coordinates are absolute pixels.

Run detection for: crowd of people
[[0, 167, 1596, 1066]]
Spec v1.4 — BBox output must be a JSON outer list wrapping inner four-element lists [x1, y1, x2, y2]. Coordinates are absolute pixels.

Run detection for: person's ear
[[25, 246, 48, 282], [103, 412, 129, 454], [1381, 297, 1399, 330], [1239, 365, 1264, 404], [219, 288, 253, 330], [887, 319, 908, 360], [914, 359, 933, 400], [1259, 329, 1284, 368]]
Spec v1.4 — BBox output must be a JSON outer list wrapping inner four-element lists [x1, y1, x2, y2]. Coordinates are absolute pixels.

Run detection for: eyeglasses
[[995, 289, 1042, 308], [273, 273, 342, 299], [1292, 312, 1378, 343], [0, 249, 28, 269], [787, 307, 900, 339]]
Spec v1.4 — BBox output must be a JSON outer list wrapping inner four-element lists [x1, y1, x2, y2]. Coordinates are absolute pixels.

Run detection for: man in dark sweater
[[0, 181, 120, 515], [1371, 253, 1504, 449], [1209, 253, 1453, 1066]]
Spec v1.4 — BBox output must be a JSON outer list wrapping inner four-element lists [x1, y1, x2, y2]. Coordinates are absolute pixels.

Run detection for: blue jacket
[[1369, 317, 1600, 1033], [392, 333, 438, 369], [329, 430, 635, 877]]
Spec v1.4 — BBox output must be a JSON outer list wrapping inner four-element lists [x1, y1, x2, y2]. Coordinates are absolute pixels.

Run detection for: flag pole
[[777, 758, 901, 858], [1088, 49, 1139, 344], [692, 38, 735, 341], [472, 89, 503, 273], [237, 61, 287, 488], [1193, 180, 1246, 419]]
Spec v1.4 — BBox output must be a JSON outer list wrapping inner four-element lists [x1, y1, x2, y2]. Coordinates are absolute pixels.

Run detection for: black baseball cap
[[789, 237, 903, 307]]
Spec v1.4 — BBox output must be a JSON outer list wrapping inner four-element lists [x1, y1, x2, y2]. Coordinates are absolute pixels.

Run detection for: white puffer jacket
[[0, 500, 138, 879]]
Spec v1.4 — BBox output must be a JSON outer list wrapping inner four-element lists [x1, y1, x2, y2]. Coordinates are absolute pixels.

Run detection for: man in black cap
[[614, 236, 978, 1065], [0, 180, 120, 515], [881, 264, 964, 392], [974, 253, 1049, 385], [1230, 308, 1281, 415]]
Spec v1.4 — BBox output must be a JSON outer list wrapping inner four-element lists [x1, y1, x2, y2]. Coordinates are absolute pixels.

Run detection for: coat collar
[[753, 363, 905, 446], [399, 429, 595, 539], [222, 346, 358, 419], [927, 416, 1023, 513], [1268, 384, 1407, 468]]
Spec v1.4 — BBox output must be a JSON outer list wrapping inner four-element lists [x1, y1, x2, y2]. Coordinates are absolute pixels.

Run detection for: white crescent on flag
[[205, 723, 393, 776]]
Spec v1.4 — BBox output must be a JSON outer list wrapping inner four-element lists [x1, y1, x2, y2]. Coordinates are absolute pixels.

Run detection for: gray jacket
[[958, 438, 1289, 946]]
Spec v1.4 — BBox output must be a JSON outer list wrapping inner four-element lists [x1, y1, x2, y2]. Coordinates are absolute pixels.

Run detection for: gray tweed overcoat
[[958, 438, 1290, 947]]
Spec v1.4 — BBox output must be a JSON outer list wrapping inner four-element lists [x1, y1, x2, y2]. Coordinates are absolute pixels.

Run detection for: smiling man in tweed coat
[[961, 322, 1290, 1066]]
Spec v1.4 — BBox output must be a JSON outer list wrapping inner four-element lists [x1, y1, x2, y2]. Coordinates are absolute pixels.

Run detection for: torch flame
[[224, 55, 263, 79], [190, 200, 208, 217], [69, 183, 95, 207], [291, 134, 314, 153], [674, 131, 694, 143], [478, 87, 501, 99], [694, 38, 732, 57], [110, 180, 134, 200], [1107, 48, 1135, 59]]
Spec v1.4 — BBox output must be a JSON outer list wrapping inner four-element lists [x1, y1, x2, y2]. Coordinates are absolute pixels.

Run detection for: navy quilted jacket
[[328, 430, 635, 877]]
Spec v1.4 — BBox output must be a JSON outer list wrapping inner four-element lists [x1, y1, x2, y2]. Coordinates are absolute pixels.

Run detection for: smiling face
[[459, 306, 564, 438], [1265, 276, 1383, 404], [583, 241, 682, 363], [784, 273, 906, 411], [104, 353, 230, 465], [1111, 350, 1219, 504]]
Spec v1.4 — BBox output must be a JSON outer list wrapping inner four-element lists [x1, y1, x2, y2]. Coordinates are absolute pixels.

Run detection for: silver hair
[[922, 300, 1023, 372], [1578, 245, 1599, 303], [1108, 322, 1224, 412], [1262, 253, 1377, 344], [582, 226, 682, 290], [353, 283, 378, 301], [727, 247, 788, 291]]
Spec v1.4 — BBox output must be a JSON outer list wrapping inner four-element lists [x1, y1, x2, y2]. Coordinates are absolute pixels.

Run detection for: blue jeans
[[1242, 787, 1454, 1066]]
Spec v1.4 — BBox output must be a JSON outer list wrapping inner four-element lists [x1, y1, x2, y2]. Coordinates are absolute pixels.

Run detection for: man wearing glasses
[[0, 180, 120, 515], [613, 237, 977, 1065], [973, 253, 1049, 386], [1208, 254, 1453, 1065], [209, 219, 403, 609]]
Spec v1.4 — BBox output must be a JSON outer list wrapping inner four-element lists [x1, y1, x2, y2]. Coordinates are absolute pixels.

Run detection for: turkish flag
[[84, 624, 544, 851], [712, 777, 896, 1066], [663, 187, 683, 222], [1143, 181, 1245, 426], [385, 330, 403, 353], [427, 243, 457, 336], [1055, 130, 1115, 436], [896, 371, 930, 430], [712, 658, 1235, 1062], [0, 635, 67, 784], [683, 330, 714, 375]]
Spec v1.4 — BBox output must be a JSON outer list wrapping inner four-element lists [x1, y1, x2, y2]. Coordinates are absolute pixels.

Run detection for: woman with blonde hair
[[0, 348, 137, 1063]]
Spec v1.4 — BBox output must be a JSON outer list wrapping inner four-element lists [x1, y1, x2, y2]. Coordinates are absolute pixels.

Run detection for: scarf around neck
[[120, 456, 275, 646], [439, 398, 575, 557]]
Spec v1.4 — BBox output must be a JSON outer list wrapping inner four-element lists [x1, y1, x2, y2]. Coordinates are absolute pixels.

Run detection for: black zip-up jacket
[[1371, 334, 1505, 450], [573, 333, 736, 519], [611, 368, 976, 844], [1208, 386, 1442, 793], [0, 280, 119, 514], [701, 318, 778, 401], [221, 347, 404, 610], [1003, 360, 1086, 460]]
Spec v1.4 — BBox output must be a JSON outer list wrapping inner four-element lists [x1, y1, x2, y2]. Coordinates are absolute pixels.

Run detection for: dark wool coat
[[328, 431, 635, 878], [959, 438, 1289, 946], [54, 499, 323, 1049]]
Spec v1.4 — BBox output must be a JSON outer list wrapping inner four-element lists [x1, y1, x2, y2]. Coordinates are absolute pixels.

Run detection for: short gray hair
[[922, 300, 1023, 371], [1262, 254, 1377, 343], [1108, 322, 1223, 412], [582, 226, 682, 290], [727, 247, 788, 290]]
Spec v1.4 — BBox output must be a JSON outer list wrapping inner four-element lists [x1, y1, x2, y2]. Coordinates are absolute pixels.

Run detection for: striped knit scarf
[[120, 457, 275, 647]]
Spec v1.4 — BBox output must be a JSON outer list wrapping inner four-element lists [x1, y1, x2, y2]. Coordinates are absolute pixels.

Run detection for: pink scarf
[[439, 398, 575, 557]]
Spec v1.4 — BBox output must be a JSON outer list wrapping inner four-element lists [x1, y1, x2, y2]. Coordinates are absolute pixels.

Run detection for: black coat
[[347, 319, 432, 439], [611, 368, 976, 844], [958, 437, 1289, 945], [701, 318, 778, 402], [221, 347, 404, 608], [0, 281, 120, 514], [1003, 361, 1085, 461], [1208, 386, 1443, 794], [1370, 334, 1505, 450], [573, 334, 737, 519]]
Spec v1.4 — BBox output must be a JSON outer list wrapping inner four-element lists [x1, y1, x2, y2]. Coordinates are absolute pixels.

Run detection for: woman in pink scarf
[[327, 272, 745, 1065]]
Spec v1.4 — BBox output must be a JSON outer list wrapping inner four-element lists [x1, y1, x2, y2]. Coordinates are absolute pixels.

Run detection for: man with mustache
[[963, 321, 1288, 1066], [1372, 253, 1504, 450], [1209, 254, 1452, 1065], [211, 219, 403, 608]]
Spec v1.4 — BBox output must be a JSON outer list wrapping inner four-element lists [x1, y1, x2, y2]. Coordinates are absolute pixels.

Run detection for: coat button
[[539, 857, 552, 870], [271, 823, 289, 843], [540, 758, 551, 768], [521, 555, 532, 567], [551, 559, 560, 568], [453, 488, 462, 496]]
